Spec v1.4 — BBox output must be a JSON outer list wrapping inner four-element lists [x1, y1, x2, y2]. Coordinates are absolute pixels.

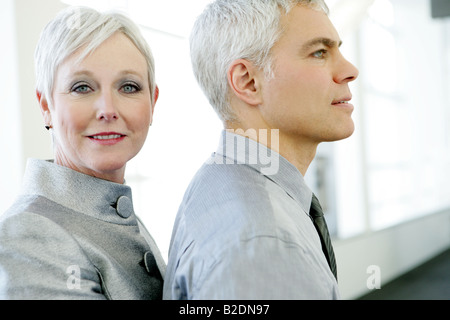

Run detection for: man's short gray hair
[[190, 0, 329, 122], [35, 6, 156, 106]]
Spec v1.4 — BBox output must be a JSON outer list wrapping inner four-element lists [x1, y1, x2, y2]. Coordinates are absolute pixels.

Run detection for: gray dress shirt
[[163, 131, 340, 300], [0, 159, 166, 300]]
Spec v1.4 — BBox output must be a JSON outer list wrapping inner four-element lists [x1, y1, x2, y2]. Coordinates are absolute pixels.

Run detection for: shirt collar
[[215, 130, 313, 214], [20, 159, 136, 225]]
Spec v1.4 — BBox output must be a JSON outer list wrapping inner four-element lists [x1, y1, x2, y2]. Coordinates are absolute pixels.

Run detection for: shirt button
[[116, 196, 133, 219]]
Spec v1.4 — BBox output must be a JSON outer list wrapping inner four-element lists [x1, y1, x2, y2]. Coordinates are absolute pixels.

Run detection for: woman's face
[[39, 32, 157, 183]]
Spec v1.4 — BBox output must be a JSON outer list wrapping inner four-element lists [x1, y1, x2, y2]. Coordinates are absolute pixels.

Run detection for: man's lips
[[332, 96, 352, 105], [331, 96, 354, 111]]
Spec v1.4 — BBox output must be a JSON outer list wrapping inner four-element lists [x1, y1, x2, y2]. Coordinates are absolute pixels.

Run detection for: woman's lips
[[87, 132, 126, 145]]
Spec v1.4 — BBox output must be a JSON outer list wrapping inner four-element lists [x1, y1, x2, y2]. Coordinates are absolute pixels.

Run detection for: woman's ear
[[36, 90, 52, 129], [153, 85, 159, 106], [227, 59, 263, 106], [149, 85, 159, 127]]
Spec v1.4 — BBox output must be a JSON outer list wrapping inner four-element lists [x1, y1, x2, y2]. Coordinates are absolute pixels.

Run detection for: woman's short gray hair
[[190, 0, 329, 122], [35, 6, 156, 105]]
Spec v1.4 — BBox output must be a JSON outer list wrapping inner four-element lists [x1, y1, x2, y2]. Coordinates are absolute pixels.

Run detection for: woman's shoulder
[[0, 195, 87, 252], [0, 196, 104, 300], [0, 194, 93, 265]]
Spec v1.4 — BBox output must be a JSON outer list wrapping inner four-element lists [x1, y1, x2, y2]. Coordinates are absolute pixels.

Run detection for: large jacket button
[[116, 196, 132, 219]]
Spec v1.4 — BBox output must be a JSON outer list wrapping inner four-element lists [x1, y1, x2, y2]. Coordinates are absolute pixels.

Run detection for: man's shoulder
[[181, 156, 275, 213], [174, 156, 301, 244], [197, 152, 263, 182]]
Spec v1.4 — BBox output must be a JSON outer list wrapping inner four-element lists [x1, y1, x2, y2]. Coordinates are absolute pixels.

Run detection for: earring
[[45, 125, 51, 131]]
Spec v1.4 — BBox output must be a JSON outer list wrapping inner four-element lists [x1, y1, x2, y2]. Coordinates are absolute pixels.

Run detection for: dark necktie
[[309, 194, 337, 280]]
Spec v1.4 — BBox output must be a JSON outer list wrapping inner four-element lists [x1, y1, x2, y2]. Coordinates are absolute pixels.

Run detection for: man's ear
[[227, 59, 263, 106], [36, 90, 52, 128]]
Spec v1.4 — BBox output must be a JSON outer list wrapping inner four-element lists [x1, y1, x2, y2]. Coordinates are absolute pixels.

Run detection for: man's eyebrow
[[302, 37, 343, 51]]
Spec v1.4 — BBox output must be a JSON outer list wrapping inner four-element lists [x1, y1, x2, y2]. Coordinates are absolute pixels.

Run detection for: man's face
[[258, 5, 359, 148]]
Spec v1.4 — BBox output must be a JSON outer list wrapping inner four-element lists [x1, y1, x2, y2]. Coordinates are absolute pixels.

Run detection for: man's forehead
[[280, 5, 340, 45]]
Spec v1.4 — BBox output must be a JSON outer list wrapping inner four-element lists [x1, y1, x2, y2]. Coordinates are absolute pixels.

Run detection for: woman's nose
[[96, 90, 119, 121]]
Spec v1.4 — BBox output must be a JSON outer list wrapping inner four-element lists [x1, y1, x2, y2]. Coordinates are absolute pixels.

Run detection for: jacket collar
[[215, 130, 313, 215], [20, 159, 136, 225]]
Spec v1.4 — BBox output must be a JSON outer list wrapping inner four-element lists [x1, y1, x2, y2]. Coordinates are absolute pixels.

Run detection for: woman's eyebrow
[[118, 70, 146, 78], [65, 69, 145, 81]]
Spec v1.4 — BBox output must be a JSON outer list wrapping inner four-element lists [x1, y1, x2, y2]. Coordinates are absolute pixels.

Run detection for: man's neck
[[277, 134, 319, 176]]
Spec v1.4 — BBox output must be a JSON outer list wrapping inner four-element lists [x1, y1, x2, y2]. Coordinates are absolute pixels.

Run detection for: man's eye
[[312, 49, 328, 59]]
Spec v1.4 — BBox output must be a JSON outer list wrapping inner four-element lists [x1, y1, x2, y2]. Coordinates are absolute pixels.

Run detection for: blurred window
[[59, 0, 450, 255]]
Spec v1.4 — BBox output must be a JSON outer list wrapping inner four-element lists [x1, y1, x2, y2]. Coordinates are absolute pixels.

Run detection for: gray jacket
[[0, 159, 166, 300]]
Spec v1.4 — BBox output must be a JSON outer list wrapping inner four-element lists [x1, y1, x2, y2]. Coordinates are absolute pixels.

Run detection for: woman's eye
[[121, 83, 140, 94], [72, 83, 92, 94]]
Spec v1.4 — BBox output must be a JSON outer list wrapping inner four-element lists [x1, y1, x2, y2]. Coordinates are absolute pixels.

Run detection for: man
[[164, 0, 358, 299]]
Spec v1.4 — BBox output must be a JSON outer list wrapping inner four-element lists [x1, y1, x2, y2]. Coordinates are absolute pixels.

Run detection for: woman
[[0, 6, 165, 300]]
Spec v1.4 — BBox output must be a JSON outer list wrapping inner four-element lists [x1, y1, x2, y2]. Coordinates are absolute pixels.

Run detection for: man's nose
[[334, 54, 359, 84]]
